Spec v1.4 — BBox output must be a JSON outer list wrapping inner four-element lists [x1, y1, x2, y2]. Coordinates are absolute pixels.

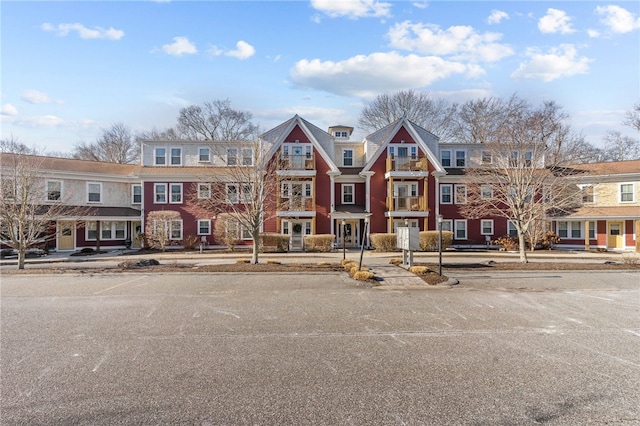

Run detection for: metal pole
[[342, 220, 346, 261], [438, 216, 443, 276], [358, 220, 368, 271]]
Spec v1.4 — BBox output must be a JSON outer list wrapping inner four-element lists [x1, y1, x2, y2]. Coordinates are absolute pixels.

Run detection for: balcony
[[386, 156, 428, 173], [278, 197, 315, 212], [386, 196, 426, 212], [279, 154, 315, 171]]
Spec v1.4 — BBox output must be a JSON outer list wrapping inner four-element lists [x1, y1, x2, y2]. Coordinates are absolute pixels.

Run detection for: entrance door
[[339, 220, 359, 248], [291, 222, 303, 250], [132, 221, 142, 248], [608, 222, 623, 249], [58, 221, 75, 251]]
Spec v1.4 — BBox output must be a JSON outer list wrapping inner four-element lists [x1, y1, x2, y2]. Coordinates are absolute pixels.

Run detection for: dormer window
[[343, 149, 353, 167]]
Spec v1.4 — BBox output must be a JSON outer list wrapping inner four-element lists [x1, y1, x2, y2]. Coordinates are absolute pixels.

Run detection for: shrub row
[[303, 234, 335, 252], [259, 233, 289, 252], [370, 231, 453, 252]]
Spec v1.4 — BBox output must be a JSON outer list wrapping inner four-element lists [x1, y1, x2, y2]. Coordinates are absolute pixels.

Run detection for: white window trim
[[46, 179, 63, 202], [579, 184, 596, 204], [619, 183, 635, 203], [154, 183, 167, 204], [557, 221, 583, 239], [169, 183, 183, 204], [507, 220, 518, 237], [342, 184, 355, 204], [154, 148, 167, 166], [198, 147, 211, 163], [440, 219, 453, 232], [481, 185, 493, 200], [480, 219, 494, 236], [454, 219, 467, 240], [227, 148, 238, 166], [131, 184, 142, 204], [455, 149, 466, 168], [198, 183, 211, 199], [440, 184, 453, 204], [226, 183, 239, 204], [197, 219, 211, 235], [343, 149, 353, 167], [454, 184, 467, 205], [87, 182, 102, 203], [170, 147, 182, 166], [85, 220, 127, 241], [481, 150, 492, 165], [440, 149, 452, 167], [170, 219, 183, 241], [241, 148, 253, 166]]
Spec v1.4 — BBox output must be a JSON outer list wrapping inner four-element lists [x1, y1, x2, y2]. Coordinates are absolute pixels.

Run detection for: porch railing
[[385, 156, 428, 172], [386, 196, 426, 212], [278, 197, 315, 211], [279, 154, 315, 171]]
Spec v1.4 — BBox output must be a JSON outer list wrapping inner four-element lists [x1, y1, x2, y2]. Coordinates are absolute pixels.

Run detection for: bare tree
[[136, 126, 181, 141], [192, 138, 281, 264], [0, 136, 33, 154], [0, 153, 88, 269], [623, 102, 640, 132], [73, 122, 140, 164], [145, 210, 181, 251], [358, 90, 458, 140], [176, 99, 259, 141], [602, 130, 640, 161], [457, 97, 581, 263]]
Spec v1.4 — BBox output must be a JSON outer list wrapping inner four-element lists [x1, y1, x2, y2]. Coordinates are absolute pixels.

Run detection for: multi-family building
[[2, 115, 638, 253]]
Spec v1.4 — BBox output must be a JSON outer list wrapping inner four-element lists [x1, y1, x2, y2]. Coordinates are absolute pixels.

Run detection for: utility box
[[397, 227, 419, 267]]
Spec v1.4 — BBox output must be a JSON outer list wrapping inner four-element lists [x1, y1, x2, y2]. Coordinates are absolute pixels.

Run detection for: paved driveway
[[1, 271, 639, 425]]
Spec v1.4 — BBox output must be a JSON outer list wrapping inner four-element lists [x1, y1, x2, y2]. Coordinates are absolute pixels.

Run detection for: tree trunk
[[518, 232, 529, 263], [251, 237, 259, 264], [17, 247, 26, 270]]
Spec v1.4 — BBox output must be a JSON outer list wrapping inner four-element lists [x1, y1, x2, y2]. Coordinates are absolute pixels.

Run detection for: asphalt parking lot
[[1, 270, 639, 425]]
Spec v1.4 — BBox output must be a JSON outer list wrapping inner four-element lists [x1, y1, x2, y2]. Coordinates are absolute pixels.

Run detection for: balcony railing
[[279, 154, 315, 171], [386, 196, 426, 212], [386, 156, 428, 173], [278, 197, 315, 212]]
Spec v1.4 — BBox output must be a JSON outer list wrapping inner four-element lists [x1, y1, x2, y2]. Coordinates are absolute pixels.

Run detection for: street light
[[358, 216, 369, 271], [342, 219, 346, 260], [437, 214, 443, 276]]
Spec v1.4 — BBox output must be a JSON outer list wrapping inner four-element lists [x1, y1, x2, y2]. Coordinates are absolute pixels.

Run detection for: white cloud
[[538, 8, 575, 34], [225, 41, 256, 60], [511, 44, 592, 82], [4, 114, 65, 128], [310, 0, 392, 19], [487, 10, 509, 25], [162, 36, 197, 56], [290, 51, 473, 98], [387, 21, 513, 62], [41, 22, 124, 40], [21, 89, 62, 105], [596, 5, 640, 34], [412, 2, 428, 10], [1, 104, 18, 116], [587, 29, 601, 38]]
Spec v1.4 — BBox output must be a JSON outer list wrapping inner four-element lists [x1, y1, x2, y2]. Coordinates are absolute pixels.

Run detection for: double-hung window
[[170, 220, 183, 240], [557, 221, 582, 239], [198, 183, 211, 199], [198, 147, 210, 163], [440, 219, 453, 232], [87, 182, 102, 203], [46, 180, 62, 202], [620, 183, 634, 202], [507, 220, 518, 237], [342, 184, 354, 204], [481, 185, 493, 199], [132, 184, 142, 204], [454, 219, 467, 240], [227, 184, 238, 203], [440, 150, 451, 167], [197, 219, 211, 235], [581, 185, 595, 203], [170, 148, 182, 165], [154, 183, 167, 204], [481, 219, 494, 235], [343, 149, 353, 166], [242, 148, 253, 166], [154, 148, 166, 165], [227, 148, 238, 166], [481, 151, 492, 165], [440, 184, 452, 204], [454, 184, 467, 204], [455, 150, 466, 167], [170, 183, 182, 203]]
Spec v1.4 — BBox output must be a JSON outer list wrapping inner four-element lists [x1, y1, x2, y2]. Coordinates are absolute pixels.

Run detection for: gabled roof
[[0, 153, 140, 176], [361, 117, 444, 174], [262, 115, 339, 172], [567, 160, 640, 176]]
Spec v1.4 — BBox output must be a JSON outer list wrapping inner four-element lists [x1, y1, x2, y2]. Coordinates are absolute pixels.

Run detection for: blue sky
[[1, 0, 639, 153]]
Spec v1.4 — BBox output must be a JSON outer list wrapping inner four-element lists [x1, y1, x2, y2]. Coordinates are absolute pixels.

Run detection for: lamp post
[[437, 214, 443, 276], [358, 216, 369, 271], [342, 219, 346, 260]]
